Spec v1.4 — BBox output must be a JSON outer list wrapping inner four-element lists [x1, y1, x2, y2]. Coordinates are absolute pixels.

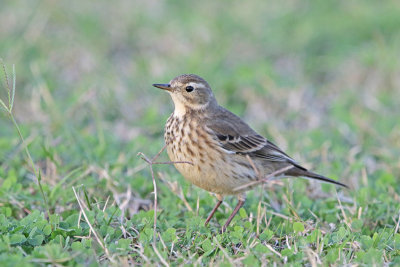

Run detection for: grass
[[1, 0, 400, 265]]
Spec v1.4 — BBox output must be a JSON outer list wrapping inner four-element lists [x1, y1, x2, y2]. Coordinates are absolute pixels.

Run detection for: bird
[[153, 74, 347, 232]]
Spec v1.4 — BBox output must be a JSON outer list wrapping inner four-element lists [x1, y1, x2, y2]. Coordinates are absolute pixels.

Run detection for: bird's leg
[[204, 194, 223, 226], [221, 195, 246, 233]]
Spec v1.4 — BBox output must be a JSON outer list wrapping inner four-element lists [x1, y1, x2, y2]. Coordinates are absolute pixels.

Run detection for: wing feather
[[205, 106, 303, 168]]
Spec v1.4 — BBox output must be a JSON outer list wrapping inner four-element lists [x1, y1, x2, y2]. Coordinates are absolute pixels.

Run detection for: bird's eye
[[185, 85, 194, 92]]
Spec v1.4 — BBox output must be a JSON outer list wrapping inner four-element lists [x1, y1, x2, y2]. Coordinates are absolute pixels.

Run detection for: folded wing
[[206, 107, 305, 170]]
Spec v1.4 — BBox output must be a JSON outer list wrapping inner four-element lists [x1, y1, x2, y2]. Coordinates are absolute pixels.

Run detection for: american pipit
[[153, 74, 347, 232]]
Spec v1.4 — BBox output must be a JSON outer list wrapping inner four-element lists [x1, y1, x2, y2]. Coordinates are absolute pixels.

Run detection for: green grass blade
[[83, 188, 92, 211], [1, 59, 11, 111], [10, 64, 15, 112], [0, 98, 8, 112]]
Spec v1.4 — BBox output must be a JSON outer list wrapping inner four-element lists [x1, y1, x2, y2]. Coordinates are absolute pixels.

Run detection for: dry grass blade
[[234, 166, 293, 192], [265, 243, 282, 258], [246, 155, 261, 179], [395, 209, 400, 234], [152, 161, 193, 165], [213, 237, 235, 265], [72, 186, 114, 263], [138, 145, 192, 267], [336, 191, 352, 229], [245, 155, 268, 236], [158, 172, 193, 212]]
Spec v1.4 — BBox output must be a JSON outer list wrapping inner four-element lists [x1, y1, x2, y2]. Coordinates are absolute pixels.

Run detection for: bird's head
[[153, 74, 217, 115]]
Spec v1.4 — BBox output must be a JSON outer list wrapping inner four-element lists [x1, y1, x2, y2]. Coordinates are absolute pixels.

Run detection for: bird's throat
[[172, 101, 187, 118]]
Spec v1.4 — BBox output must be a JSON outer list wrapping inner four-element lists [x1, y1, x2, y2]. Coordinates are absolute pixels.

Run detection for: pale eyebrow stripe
[[189, 82, 206, 88]]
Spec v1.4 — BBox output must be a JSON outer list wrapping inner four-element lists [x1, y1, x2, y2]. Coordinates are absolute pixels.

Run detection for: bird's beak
[[152, 83, 172, 92]]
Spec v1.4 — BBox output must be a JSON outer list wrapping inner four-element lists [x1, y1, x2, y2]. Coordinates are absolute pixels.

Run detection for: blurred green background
[[1, 0, 400, 265]]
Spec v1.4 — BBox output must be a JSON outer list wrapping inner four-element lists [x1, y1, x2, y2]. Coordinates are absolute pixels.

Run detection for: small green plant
[[0, 60, 49, 217]]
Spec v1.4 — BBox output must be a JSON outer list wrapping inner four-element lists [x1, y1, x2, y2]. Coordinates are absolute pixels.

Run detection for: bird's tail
[[285, 167, 348, 188]]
